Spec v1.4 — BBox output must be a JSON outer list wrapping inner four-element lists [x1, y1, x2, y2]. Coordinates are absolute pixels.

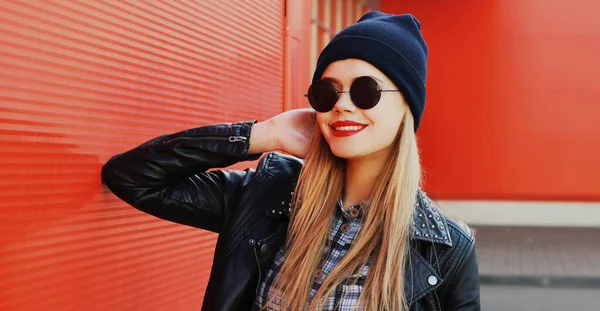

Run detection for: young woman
[[102, 11, 480, 311]]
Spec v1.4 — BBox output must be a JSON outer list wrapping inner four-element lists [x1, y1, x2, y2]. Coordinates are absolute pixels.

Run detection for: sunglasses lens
[[350, 76, 381, 110], [308, 80, 339, 112]]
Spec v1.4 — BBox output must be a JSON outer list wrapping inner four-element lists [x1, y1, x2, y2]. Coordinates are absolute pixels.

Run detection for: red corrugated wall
[[0, 1, 284, 310], [383, 0, 600, 201]]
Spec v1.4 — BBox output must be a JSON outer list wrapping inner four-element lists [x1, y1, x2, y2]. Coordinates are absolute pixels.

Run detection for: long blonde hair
[[266, 110, 421, 310]]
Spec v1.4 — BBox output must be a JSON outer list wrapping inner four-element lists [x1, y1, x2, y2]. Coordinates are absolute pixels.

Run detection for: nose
[[332, 91, 356, 114]]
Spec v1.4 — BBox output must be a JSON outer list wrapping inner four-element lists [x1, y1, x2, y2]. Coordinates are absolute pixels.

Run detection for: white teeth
[[334, 125, 364, 131]]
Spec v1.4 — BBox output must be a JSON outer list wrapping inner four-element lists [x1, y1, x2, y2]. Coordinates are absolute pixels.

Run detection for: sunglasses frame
[[304, 76, 401, 112]]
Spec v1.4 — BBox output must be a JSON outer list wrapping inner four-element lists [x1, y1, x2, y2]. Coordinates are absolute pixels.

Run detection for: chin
[[328, 144, 363, 159]]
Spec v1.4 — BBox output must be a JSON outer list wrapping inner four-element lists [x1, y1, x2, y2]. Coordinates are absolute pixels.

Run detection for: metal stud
[[440, 226, 444, 230], [272, 210, 276, 214], [415, 232, 420, 236], [419, 213, 423, 217], [436, 217, 441, 221], [424, 233, 430, 238], [431, 225, 436, 229], [434, 235, 439, 239], [278, 211, 283, 215], [281, 201, 285, 205], [428, 275, 438, 286], [444, 236, 448, 240], [421, 223, 426, 228], [428, 214, 432, 218], [249, 239, 256, 246]]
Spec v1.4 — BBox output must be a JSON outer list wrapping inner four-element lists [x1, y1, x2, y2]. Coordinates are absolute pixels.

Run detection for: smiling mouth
[[333, 125, 367, 131], [330, 125, 367, 137]]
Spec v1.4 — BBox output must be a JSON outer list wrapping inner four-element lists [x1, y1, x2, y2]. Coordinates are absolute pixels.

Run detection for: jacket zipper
[[199, 135, 247, 142], [161, 135, 247, 145], [253, 246, 263, 299], [228, 136, 247, 142]]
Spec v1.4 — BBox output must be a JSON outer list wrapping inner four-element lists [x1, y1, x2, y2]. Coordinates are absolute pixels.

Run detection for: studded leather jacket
[[101, 121, 481, 311]]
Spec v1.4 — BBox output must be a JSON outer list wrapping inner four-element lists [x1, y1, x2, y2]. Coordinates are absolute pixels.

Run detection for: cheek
[[316, 113, 330, 132], [368, 107, 404, 129], [367, 107, 405, 141]]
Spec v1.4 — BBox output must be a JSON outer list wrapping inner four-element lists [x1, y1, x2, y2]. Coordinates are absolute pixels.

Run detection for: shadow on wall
[[0, 111, 102, 240]]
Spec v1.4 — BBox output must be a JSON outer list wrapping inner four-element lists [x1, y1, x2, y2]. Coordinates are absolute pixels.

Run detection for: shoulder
[[241, 152, 302, 217], [255, 152, 304, 179], [436, 198, 475, 249], [443, 210, 476, 255]]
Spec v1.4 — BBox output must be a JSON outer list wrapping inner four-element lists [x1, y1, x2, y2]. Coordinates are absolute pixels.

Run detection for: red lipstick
[[330, 120, 367, 137]]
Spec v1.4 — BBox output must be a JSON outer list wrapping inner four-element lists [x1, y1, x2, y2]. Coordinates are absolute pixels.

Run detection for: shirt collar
[[336, 197, 365, 221]]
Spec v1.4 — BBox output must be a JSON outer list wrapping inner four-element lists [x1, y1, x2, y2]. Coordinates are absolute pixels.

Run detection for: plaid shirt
[[254, 199, 368, 310]]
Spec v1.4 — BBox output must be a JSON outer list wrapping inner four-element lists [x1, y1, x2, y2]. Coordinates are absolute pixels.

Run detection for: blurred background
[[1, 0, 598, 310]]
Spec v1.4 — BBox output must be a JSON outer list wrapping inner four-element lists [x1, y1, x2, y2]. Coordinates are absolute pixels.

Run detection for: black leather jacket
[[101, 121, 480, 311]]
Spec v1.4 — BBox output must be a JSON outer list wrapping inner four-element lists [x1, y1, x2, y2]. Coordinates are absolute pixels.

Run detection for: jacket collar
[[279, 181, 452, 247], [410, 188, 453, 247]]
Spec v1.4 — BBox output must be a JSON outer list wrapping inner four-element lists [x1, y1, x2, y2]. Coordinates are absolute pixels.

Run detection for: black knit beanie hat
[[312, 11, 428, 131]]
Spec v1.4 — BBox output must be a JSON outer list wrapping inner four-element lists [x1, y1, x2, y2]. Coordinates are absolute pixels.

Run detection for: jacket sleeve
[[443, 239, 481, 310], [101, 121, 261, 233]]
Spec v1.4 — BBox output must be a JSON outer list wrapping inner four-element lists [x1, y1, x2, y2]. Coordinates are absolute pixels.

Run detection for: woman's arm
[[101, 120, 275, 233]]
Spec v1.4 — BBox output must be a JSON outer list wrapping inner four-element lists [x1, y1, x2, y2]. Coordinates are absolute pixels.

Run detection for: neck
[[342, 152, 389, 209]]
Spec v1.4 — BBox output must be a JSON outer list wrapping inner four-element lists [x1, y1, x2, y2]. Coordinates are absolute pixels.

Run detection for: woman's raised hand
[[249, 108, 316, 158]]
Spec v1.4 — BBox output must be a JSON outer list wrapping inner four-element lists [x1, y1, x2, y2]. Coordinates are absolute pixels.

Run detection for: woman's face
[[316, 59, 408, 160]]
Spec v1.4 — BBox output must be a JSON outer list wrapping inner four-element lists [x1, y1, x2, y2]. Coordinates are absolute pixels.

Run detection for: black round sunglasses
[[305, 76, 401, 112]]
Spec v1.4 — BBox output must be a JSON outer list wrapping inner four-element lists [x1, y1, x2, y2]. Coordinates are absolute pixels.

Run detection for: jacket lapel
[[404, 248, 444, 306], [404, 188, 452, 305]]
